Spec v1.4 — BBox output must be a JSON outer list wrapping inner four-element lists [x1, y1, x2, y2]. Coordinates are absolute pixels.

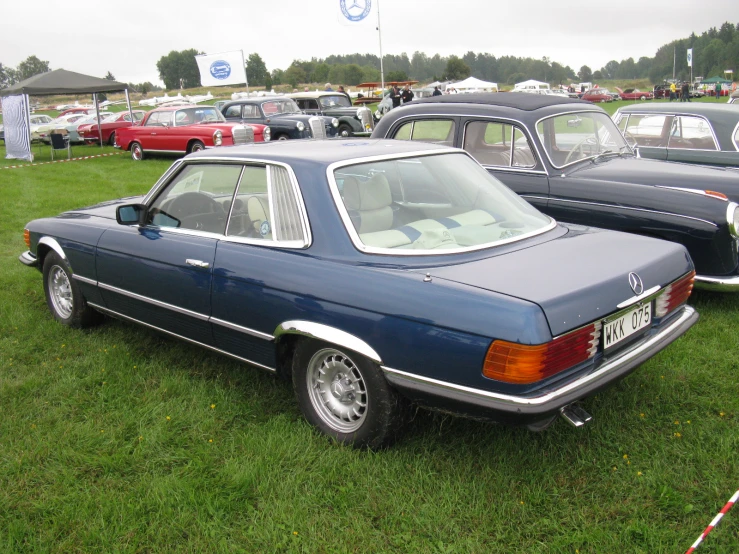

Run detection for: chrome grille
[[308, 117, 326, 140], [357, 107, 373, 131], [232, 125, 254, 145]]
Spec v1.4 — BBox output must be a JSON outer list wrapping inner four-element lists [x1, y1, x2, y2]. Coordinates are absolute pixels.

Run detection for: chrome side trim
[[694, 273, 739, 291], [97, 282, 210, 321], [482, 166, 547, 175], [541, 196, 718, 228], [72, 274, 98, 286], [38, 236, 67, 261], [211, 317, 274, 341], [655, 185, 729, 200], [381, 306, 697, 409], [87, 303, 276, 372], [616, 285, 661, 309], [274, 320, 382, 364]]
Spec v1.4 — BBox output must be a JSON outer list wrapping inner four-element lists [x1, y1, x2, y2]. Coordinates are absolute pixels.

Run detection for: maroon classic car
[[115, 105, 271, 160], [581, 89, 613, 103], [79, 110, 146, 145], [617, 88, 654, 101]]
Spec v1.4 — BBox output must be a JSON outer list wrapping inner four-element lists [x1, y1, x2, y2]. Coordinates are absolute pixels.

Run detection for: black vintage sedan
[[287, 91, 372, 137], [220, 97, 339, 140], [372, 93, 739, 292], [613, 103, 739, 168], [19, 140, 697, 447]]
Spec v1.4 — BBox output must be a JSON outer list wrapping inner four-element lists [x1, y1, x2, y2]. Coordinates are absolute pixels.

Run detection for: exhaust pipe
[[560, 404, 593, 427]]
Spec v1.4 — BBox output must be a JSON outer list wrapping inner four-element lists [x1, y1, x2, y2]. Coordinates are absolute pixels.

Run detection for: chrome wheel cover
[[191, 143, 204, 152], [307, 348, 368, 433], [48, 265, 73, 319], [131, 144, 142, 160]]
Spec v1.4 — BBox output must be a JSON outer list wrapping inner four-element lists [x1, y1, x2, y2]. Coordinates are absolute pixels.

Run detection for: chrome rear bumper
[[694, 274, 739, 291]]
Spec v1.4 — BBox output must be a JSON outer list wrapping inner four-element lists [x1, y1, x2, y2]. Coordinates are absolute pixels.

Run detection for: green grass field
[[0, 128, 738, 552]]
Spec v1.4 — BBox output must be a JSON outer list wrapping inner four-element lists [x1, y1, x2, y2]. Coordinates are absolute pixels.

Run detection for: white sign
[[195, 51, 247, 87], [687, 48, 693, 68], [337, 0, 375, 25]]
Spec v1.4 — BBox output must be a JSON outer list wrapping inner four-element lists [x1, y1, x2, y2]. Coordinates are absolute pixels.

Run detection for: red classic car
[[115, 105, 270, 160], [617, 88, 654, 101], [581, 89, 613, 103], [79, 110, 146, 145], [58, 107, 96, 117]]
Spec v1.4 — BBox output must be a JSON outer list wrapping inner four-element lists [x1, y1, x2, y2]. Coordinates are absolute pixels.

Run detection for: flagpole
[[673, 46, 676, 81], [241, 50, 249, 95], [377, 0, 384, 91]]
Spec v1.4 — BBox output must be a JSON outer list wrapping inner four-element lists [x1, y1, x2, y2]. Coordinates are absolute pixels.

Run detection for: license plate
[[603, 303, 652, 350]]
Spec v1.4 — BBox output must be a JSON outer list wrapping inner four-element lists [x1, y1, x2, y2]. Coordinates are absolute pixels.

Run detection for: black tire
[[130, 142, 144, 161], [188, 140, 205, 153], [108, 131, 116, 146], [42, 251, 101, 328], [292, 339, 404, 449], [337, 123, 353, 138], [275, 134, 289, 141]]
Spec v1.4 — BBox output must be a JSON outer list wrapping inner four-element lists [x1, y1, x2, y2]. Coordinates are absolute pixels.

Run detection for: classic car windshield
[[173, 107, 225, 126], [536, 111, 631, 168], [332, 152, 553, 254], [261, 99, 302, 115], [319, 95, 353, 109]]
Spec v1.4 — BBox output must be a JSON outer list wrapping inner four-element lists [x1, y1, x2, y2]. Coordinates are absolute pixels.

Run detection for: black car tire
[[108, 132, 116, 146], [130, 142, 144, 161], [292, 338, 404, 449], [42, 251, 101, 328], [337, 123, 353, 138], [189, 140, 205, 153], [275, 134, 289, 141]]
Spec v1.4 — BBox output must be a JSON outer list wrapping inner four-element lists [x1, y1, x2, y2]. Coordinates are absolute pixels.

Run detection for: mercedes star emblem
[[628, 272, 644, 295]]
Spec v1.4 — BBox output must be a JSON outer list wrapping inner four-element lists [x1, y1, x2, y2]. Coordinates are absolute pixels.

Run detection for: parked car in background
[[287, 91, 372, 137], [41, 113, 116, 145], [79, 110, 146, 145], [115, 104, 270, 161], [613, 103, 739, 168], [581, 89, 613, 103], [653, 84, 671, 99], [213, 100, 228, 112], [57, 107, 96, 117], [372, 93, 739, 291], [617, 88, 654, 101], [32, 113, 90, 142], [19, 139, 697, 447], [220, 97, 338, 140], [729, 90, 739, 104]]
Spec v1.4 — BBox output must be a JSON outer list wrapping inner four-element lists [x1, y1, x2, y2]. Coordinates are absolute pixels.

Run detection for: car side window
[[624, 114, 670, 147], [146, 164, 243, 234], [144, 112, 160, 126], [463, 121, 536, 168], [242, 105, 259, 118], [669, 116, 718, 150], [224, 105, 242, 118], [391, 119, 455, 146], [226, 164, 309, 245]]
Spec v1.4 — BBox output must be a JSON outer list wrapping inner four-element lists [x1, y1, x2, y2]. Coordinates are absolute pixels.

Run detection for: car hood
[[319, 106, 358, 116], [568, 156, 739, 199], [64, 196, 146, 219], [267, 113, 331, 124], [416, 224, 692, 336]]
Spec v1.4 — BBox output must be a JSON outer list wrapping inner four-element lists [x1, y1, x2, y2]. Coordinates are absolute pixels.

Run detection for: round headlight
[[296, 121, 305, 132], [213, 129, 223, 146], [729, 202, 739, 238], [331, 118, 339, 128], [263, 126, 271, 142]]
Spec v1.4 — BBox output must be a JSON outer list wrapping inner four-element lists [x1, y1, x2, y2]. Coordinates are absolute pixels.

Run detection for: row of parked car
[[15, 91, 739, 447]]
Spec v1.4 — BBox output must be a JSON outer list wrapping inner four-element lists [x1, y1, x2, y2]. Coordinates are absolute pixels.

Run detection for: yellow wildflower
[[166, 416, 171, 421], [674, 432, 681, 438], [210, 404, 216, 409]]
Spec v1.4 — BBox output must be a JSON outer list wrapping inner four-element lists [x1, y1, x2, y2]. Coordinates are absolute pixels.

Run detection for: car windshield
[[261, 99, 301, 115], [174, 107, 225, 126], [319, 95, 353, 108], [536, 111, 631, 168], [331, 152, 553, 254]]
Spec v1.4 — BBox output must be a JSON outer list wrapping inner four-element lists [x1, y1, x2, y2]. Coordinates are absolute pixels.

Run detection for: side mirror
[[116, 204, 146, 225]]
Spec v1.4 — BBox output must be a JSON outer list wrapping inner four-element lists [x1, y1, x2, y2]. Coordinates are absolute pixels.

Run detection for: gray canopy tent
[[0, 69, 133, 160]]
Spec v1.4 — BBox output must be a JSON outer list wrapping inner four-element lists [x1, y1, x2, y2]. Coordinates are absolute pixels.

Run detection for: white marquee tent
[[513, 79, 550, 91], [447, 77, 498, 92]]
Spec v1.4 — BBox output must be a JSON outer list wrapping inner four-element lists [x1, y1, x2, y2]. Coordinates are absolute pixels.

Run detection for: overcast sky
[[1, 0, 736, 86]]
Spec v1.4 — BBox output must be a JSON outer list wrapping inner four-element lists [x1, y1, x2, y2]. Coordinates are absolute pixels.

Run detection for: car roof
[[287, 92, 348, 98], [186, 138, 456, 166], [224, 97, 291, 105], [412, 92, 590, 111], [149, 104, 205, 112], [616, 103, 739, 118]]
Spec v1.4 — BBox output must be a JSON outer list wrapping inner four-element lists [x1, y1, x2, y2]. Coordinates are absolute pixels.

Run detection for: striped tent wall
[[2, 94, 33, 161]]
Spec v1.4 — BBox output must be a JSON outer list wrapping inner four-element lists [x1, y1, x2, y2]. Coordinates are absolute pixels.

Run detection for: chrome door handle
[[186, 259, 210, 268]]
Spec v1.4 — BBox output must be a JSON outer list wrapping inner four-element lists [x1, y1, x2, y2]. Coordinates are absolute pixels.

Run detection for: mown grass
[[0, 142, 738, 553]]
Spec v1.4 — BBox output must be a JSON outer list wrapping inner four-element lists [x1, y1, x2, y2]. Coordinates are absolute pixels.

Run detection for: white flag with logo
[[337, 0, 375, 26], [687, 49, 693, 67], [195, 51, 246, 87]]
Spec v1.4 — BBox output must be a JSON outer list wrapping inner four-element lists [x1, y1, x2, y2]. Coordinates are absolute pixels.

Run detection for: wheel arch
[[274, 320, 383, 367], [36, 236, 68, 268]]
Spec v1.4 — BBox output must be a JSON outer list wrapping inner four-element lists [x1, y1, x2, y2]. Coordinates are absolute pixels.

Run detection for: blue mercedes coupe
[[19, 140, 698, 447]]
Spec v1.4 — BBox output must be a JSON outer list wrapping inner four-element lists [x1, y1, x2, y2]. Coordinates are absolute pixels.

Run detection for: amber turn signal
[[23, 229, 31, 249]]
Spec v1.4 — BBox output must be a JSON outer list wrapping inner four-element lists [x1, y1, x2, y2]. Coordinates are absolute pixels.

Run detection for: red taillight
[[655, 271, 695, 318], [23, 229, 30, 249], [483, 323, 601, 384]]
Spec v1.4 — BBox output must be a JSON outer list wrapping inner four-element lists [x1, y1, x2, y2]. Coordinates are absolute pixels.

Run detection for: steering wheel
[[563, 136, 597, 165], [167, 192, 223, 220]]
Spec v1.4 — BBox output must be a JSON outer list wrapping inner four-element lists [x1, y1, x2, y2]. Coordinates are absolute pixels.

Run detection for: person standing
[[681, 82, 690, 102], [337, 85, 351, 104], [669, 82, 677, 101], [432, 86, 442, 96], [401, 85, 414, 104], [716, 82, 722, 100], [325, 83, 334, 92], [390, 85, 402, 109]]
